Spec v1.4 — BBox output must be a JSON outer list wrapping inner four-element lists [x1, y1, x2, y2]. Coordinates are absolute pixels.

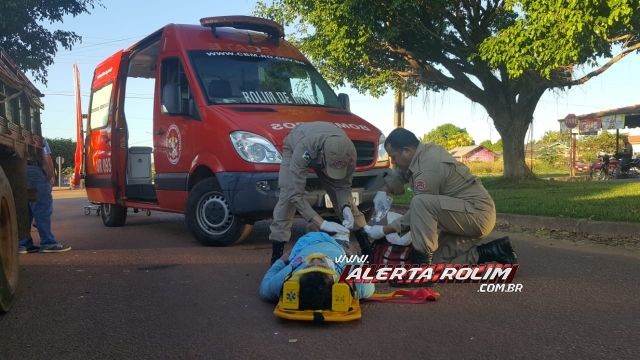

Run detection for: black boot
[[270, 241, 285, 265], [477, 236, 518, 264], [353, 228, 372, 259]]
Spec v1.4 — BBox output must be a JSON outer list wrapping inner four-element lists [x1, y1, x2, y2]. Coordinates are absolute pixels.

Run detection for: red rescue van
[[76, 16, 389, 246]]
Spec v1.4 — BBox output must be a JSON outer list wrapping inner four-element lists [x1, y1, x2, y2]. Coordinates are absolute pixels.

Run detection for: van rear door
[[84, 51, 125, 203]]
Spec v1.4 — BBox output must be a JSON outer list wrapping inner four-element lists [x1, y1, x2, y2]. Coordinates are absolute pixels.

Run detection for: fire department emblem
[[166, 124, 182, 165], [302, 151, 311, 164], [414, 179, 427, 191]]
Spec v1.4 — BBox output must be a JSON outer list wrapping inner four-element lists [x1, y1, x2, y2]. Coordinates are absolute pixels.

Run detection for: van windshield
[[189, 51, 341, 107]]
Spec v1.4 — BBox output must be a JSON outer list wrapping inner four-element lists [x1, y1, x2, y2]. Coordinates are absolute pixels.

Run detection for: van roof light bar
[[200, 16, 284, 44]]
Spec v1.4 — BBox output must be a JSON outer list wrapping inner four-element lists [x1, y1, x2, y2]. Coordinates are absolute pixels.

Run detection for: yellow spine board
[[274, 297, 361, 322]]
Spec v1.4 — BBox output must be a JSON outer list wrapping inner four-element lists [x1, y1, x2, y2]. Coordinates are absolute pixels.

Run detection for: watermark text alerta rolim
[[336, 258, 518, 285]]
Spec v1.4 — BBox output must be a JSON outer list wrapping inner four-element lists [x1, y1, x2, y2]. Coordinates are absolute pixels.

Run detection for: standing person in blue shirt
[[260, 231, 374, 308], [18, 138, 71, 253]]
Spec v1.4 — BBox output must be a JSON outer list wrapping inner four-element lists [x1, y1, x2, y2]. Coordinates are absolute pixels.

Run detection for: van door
[[84, 51, 125, 203], [153, 56, 200, 208]]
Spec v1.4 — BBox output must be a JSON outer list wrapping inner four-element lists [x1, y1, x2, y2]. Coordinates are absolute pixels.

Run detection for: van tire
[[100, 203, 127, 227], [186, 178, 252, 246], [0, 167, 19, 313]]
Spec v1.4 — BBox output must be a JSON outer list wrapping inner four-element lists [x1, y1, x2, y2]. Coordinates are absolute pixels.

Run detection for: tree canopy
[[539, 131, 570, 145], [422, 124, 475, 150], [0, 0, 102, 84], [578, 132, 624, 162], [255, 0, 640, 179], [47, 137, 76, 168], [480, 139, 503, 153]]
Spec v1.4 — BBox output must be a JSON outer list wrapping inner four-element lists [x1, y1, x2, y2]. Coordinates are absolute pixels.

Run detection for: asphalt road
[[1, 190, 638, 359]]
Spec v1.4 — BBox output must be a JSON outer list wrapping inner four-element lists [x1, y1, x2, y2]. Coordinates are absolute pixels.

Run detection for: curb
[[392, 205, 640, 238], [496, 213, 640, 238]]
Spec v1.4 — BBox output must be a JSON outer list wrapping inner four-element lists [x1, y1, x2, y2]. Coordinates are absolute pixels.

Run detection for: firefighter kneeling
[[364, 128, 518, 268]]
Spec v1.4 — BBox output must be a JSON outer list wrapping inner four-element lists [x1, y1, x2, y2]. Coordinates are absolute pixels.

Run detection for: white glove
[[385, 232, 412, 246], [320, 220, 349, 234], [364, 225, 386, 240], [342, 206, 355, 230], [374, 191, 391, 212]]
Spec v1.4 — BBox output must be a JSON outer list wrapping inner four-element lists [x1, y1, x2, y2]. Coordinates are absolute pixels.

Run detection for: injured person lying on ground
[[259, 231, 375, 307]]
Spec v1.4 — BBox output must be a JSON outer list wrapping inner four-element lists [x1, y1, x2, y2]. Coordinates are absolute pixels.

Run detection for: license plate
[[325, 192, 360, 208]]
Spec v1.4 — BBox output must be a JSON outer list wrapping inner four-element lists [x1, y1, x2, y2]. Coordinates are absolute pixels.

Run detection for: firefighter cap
[[323, 135, 355, 180]]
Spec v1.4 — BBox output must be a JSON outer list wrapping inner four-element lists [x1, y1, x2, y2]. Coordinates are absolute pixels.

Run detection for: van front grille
[[353, 140, 375, 166]]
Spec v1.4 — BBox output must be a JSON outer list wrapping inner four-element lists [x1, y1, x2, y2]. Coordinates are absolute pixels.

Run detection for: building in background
[[449, 145, 496, 163], [558, 104, 640, 155]]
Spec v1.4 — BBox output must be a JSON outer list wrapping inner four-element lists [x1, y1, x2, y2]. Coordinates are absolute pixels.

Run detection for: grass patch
[[392, 177, 640, 223], [466, 160, 570, 177]]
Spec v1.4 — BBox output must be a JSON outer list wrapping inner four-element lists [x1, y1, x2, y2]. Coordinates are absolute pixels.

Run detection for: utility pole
[[393, 90, 405, 128], [56, 156, 64, 187]]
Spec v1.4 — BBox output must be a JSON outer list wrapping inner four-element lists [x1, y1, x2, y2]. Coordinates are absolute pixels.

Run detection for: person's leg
[[407, 194, 441, 258], [409, 194, 495, 263], [431, 206, 494, 264], [27, 165, 71, 252], [27, 165, 57, 245], [269, 194, 296, 263], [432, 232, 483, 264], [268, 145, 295, 264], [430, 198, 517, 264], [18, 205, 37, 253]]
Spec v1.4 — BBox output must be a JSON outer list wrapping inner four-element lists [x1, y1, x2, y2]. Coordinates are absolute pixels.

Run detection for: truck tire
[[186, 178, 253, 246], [0, 167, 19, 313], [100, 203, 127, 227]]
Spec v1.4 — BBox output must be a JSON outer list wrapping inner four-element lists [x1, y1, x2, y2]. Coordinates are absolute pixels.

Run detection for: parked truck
[[76, 16, 389, 246], [0, 47, 44, 312]]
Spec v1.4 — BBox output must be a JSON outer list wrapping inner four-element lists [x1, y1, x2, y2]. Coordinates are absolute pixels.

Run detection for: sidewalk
[[392, 204, 640, 239], [51, 188, 87, 199], [496, 213, 640, 238]]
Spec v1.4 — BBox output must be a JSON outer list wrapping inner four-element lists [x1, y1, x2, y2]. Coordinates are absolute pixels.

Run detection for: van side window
[[89, 83, 113, 129], [161, 58, 198, 119]]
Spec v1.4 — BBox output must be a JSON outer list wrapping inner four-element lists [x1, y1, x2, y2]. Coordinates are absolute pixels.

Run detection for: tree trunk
[[492, 111, 535, 180]]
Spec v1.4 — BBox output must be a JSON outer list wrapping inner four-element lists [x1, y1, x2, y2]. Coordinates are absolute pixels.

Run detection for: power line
[[70, 35, 147, 50], [43, 92, 152, 99]]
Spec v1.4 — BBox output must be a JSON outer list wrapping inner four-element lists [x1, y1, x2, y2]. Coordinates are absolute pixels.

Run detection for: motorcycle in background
[[590, 153, 640, 180]]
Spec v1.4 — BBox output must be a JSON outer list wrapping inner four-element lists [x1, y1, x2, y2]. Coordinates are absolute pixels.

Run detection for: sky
[[36, 0, 640, 148]]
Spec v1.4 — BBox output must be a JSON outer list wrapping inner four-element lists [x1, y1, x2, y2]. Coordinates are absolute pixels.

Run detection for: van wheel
[[100, 203, 127, 227], [0, 167, 19, 312], [186, 178, 253, 246]]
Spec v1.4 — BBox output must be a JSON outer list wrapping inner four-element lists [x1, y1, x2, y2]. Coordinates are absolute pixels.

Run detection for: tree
[[0, 1, 102, 84], [255, 1, 640, 179], [539, 130, 570, 145], [577, 132, 623, 162], [47, 138, 76, 172], [537, 144, 566, 165], [422, 124, 474, 150], [480, 139, 503, 153]]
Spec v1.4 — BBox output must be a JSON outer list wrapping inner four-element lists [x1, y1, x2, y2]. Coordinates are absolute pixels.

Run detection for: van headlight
[[230, 131, 282, 164], [376, 134, 389, 163]]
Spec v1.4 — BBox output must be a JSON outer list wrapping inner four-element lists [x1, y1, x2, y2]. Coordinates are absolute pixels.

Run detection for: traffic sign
[[565, 113, 578, 129]]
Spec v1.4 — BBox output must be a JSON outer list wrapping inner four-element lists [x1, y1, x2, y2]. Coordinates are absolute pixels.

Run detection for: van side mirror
[[338, 93, 350, 111]]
